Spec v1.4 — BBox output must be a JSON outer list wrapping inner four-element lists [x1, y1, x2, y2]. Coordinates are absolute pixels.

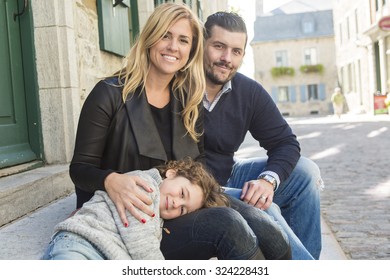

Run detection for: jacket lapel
[[171, 94, 200, 160], [125, 88, 167, 161]]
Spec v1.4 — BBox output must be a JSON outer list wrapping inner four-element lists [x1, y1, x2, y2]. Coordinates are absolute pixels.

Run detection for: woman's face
[[149, 18, 193, 78], [159, 169, 203, 220]]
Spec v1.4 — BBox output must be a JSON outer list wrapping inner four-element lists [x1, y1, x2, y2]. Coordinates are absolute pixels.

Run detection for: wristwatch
[[258, 174, 277, 191]]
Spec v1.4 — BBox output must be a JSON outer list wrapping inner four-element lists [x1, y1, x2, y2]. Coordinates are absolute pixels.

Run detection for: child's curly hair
[[157, 157, 230, 208]]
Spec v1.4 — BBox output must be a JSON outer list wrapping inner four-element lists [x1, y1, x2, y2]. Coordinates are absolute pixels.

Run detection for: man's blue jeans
[[224, 188, 313, 260], [225, 156, 323, 260]]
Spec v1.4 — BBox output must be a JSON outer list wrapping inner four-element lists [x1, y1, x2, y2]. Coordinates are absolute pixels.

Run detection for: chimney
[[256, 0, 264, 17]]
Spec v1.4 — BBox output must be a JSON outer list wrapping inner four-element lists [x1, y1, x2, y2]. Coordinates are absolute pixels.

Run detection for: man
[[202, 12, 323, 259]]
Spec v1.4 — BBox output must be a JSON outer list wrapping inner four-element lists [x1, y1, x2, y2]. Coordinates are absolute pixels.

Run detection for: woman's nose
[[168, 39, 178, 51]]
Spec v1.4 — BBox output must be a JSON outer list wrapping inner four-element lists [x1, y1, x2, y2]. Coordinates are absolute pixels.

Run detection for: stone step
[[0, 164, 73, 227]]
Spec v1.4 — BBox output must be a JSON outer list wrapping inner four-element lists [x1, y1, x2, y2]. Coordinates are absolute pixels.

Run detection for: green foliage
[[299, 64, 324, 74], [271, 67, 295, 78]]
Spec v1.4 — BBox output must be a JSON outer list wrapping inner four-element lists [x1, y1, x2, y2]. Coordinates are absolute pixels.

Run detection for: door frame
[[18, 0, 42, 161]]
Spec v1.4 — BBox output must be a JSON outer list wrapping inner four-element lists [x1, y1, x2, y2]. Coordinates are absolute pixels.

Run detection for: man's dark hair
[[204, 11, 247, 47]]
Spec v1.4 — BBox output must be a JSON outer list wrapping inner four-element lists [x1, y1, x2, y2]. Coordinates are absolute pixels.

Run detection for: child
[[42, 158, 229, 260]]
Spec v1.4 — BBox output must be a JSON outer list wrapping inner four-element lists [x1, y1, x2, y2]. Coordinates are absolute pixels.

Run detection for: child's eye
[[180, 206, 184, 215], [181, 189, 184, 198]]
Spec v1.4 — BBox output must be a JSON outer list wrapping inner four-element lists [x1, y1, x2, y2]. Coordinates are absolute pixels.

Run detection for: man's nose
[[221, 49, 232, 62]]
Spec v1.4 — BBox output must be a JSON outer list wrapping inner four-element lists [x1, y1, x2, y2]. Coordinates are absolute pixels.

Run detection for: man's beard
[[205, 68, 227, 85], [205, 63, 236, 85]]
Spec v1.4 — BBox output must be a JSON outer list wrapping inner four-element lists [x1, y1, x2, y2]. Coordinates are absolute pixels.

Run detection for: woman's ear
[[165, 169, 177, 178]]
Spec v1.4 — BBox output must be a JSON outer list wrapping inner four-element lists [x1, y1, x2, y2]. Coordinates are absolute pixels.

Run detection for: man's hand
[[240, 179, 274, 210]]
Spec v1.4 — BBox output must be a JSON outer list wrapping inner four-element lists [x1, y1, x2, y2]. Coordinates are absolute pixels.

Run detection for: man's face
[[204, 25, 246, 85]]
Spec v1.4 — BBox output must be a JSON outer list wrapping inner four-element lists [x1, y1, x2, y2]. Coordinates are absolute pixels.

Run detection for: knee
[[201, 207, 251, 232], [293, 157, 324, 191]]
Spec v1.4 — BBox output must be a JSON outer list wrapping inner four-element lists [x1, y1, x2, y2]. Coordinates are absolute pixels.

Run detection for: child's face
[[159, 169, 204, 220]]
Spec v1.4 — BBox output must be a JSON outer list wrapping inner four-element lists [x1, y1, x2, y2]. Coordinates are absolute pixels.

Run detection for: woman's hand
[[104, 172, 155, 226]]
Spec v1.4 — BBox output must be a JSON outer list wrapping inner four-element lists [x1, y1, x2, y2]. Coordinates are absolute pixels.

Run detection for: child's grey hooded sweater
[[54, 168, 164, 260]]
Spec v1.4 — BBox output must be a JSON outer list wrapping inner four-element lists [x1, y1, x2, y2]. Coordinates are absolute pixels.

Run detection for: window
[[304, 47, 317, 65], [183, 0, 193, 7], [308, 84, 319, 101], [278, 86, 290, 102], [354, 9, 359, 35], [97, 0, 139, 57], [302, 20, 314, 33], [275, 50, 288, 67]]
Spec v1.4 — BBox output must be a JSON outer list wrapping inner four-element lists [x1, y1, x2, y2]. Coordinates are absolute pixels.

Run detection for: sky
[[227, 0, 291, 78]]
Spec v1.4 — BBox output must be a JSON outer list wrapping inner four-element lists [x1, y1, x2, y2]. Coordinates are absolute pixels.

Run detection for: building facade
[[251, 0, 337, 116], [333, 0, 390, 114]]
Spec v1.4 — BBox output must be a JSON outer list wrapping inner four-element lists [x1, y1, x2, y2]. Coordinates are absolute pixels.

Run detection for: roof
[[252, 1, 334, 43], [266, 0, 333, 15]]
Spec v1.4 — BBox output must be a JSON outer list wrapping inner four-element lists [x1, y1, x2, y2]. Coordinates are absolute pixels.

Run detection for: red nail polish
[[124, 223, 128, 228], [141, 219, 146, 224], [151, 213, 155, 218]]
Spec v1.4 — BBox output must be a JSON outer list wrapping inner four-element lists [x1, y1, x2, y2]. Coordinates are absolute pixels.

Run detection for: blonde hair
[[116, 3, 205, 142], [158, 157, 230, 208]]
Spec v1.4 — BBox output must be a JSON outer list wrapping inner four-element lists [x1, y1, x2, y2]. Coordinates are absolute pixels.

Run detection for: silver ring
[[260, 196, 267, 200]]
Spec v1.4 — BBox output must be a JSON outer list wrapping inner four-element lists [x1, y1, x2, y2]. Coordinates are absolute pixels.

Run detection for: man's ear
[[165, 169, 177, 178]]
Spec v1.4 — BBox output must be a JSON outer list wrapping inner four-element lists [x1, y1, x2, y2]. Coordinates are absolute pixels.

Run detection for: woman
[[70, 3, 205, 225], [68, 3, 290, 260]]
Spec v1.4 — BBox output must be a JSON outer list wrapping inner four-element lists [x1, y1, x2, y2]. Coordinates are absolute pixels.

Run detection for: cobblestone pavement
[[236, 113, 390, 260]]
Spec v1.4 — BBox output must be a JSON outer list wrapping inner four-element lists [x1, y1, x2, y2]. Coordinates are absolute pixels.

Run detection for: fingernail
[[149, 188, 153, 192], [151, 213, 155, 218], [124, 223, 128, 228], [141, 219, 146, 224]]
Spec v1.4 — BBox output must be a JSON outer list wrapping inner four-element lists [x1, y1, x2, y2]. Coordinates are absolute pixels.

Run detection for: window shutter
[[319, 83, 326, 100], [289, 86, 296, 103], [271, 86, 279, 102], [300, 85, 307, 103], [97, 0, 133, 57]]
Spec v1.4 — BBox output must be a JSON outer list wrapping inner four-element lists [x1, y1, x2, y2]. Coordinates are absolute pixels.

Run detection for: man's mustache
[[213, 62, 233, 70]]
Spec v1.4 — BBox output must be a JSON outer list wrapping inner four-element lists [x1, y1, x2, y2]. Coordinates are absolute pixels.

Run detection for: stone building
[[0, 0, 227, 227], [332, 0, 390, 115], [251, 0, 338, 116]]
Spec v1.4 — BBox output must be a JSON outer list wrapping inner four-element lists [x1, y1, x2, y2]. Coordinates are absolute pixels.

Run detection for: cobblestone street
[[237, 113, 390, 260]]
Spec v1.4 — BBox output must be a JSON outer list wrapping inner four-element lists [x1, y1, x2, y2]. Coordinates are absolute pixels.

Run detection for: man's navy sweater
[[204, 72, 301, 185]]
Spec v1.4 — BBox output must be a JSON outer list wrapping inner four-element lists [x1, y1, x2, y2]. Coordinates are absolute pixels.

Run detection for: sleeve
[[249, 83, 301, 184], [111, 170, 164, 260], [69, 80, 122, 193]]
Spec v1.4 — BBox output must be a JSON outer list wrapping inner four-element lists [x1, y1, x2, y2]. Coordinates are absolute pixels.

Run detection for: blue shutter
[[319, 83, 326, 100], [97, 0, 137, 57], [289, 86, 296, 103], [271, 86, 279, 102], [300, 85, 307, 103]]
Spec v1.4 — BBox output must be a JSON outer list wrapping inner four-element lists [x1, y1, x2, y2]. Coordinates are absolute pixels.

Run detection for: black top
[[150, 102, 173, 161]]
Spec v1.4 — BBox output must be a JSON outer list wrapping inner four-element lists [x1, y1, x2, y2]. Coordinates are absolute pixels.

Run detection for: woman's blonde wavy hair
[[115, 3, 205, 142]]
